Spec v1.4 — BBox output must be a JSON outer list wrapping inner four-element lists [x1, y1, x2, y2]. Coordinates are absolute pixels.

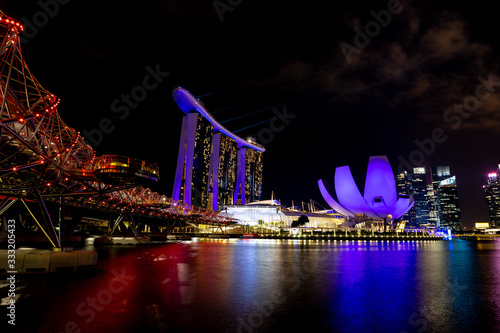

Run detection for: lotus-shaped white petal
[[318, 156, 414, 220]]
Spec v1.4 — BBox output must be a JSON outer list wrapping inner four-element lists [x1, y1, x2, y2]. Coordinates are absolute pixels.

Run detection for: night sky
[[2, 0, 500, 229]]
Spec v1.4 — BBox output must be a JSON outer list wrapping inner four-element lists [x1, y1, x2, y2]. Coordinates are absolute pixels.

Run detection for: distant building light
[[475, 222, 490, 229], [413, 167, 425, 174], [435, 166, 451, 177], [439, 176, 456, 186], [488, 172, 498, 184], [246, 137, 257, 144]]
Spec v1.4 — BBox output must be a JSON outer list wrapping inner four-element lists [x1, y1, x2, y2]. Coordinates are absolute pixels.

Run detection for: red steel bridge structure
[[0, 10, 233, 248]]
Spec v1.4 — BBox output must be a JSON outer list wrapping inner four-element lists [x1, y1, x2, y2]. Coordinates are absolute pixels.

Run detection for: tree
[[291, 215, 309, 228], [258, 219, 264, 233]]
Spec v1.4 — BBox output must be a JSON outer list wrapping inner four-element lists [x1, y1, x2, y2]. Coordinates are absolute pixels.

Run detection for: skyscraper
[[396, 170, 414, 225], [396, 167, 430, 228], [483, 166, 500, 228], [411, 167, 430, 226], [431, 166, 462, 230], [242, 142, 264, 203], [210, 133, 238, 208], [426, 184, 439, 227], [172, 87, 265, 210]]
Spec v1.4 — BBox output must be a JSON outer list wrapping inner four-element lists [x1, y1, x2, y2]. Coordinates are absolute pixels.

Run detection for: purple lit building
[[318, 156, 414, 226], [172, 87, 265, 210]]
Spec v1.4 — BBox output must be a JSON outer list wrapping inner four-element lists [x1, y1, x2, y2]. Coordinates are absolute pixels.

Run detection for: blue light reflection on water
[[4, 238, 500, 333], [325, 241, 419, 332]]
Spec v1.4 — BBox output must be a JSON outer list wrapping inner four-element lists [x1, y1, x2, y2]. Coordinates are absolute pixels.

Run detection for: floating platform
[[94, 236, 151, 245], [240, 234, 260, 239], [165, 234, 192, 241], [207, 234, 231, 239], [0, 249, 98, 274]]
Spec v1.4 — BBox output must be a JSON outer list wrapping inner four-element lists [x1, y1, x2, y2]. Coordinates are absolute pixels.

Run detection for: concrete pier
[[0, 249, 98, 274]]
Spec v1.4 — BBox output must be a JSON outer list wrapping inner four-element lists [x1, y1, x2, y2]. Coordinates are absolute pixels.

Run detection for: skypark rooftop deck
[[172, 86, 265, 152]]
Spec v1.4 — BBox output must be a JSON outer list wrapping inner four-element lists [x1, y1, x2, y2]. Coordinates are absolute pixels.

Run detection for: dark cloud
[[270, 7, 499, 137]]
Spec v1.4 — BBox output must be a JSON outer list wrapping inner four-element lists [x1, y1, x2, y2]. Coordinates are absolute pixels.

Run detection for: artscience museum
[[318, 156, 414, 223]]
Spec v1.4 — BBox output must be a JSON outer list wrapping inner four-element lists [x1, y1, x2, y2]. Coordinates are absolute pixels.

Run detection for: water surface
[[2, 238, 500, 332]]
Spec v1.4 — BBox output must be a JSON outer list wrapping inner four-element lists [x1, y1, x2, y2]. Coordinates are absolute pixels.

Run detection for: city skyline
[[2, 1, 500, 229]]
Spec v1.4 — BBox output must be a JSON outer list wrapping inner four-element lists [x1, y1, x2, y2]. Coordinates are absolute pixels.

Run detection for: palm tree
[[258, 219, 264, 233]]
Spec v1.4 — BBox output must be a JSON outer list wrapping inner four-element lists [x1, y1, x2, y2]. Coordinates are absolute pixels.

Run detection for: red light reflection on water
[[27, 243, 199, 333]]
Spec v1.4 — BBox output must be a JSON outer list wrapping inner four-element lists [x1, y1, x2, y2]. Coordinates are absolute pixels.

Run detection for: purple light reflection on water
[[4, 239, 500, 333], [325, 241, 419, 332]]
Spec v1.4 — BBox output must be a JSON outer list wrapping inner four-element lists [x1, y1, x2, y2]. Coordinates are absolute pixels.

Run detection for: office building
[[396, 167, 429, 228], [483, 166, 500, 228], [431, 166, 462, 230], [411, 167, 430, 226]]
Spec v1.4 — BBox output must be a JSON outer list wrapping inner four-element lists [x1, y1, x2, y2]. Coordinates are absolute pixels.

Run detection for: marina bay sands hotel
[[172, 87, 265, 210]]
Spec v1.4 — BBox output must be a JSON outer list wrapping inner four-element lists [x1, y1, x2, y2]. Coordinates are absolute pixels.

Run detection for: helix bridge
[[0, 10, 233, 248]]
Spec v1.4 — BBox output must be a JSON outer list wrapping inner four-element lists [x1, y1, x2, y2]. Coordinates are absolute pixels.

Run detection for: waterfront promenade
[[184, 231, 445, 241]]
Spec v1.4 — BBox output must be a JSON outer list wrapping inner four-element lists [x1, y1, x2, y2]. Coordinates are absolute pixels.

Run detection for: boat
[[208, 234, 230, 239], [240, 233, 259, 239]]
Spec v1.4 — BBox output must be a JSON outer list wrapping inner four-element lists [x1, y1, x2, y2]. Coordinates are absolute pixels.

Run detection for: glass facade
[[215, 134, 238, 208], [412, 167, 430, 226], [184, 114, 213, 207], [396, 170, 414, 225], [396, 167, 457, 230], [173, 112, 264, 210], [426, 184, 439, 227], [431, 166, 462, 230], [245, 148, 264, 203], [484, 171, 500, 228], [396, 168, 430, 228]]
